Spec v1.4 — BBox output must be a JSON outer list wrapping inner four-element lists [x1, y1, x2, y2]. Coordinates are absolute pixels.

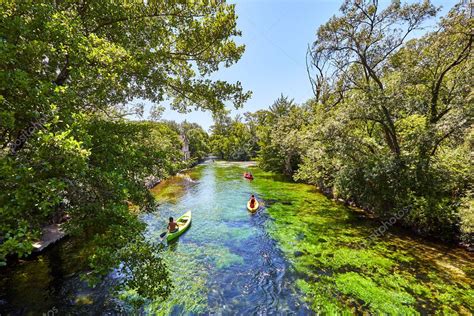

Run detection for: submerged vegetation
[[1, 162, 472, 314], [253, 166, 473, 314]]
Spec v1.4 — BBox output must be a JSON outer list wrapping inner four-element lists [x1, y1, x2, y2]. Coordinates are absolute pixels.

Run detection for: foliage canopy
[[0, 0, 247, 299]]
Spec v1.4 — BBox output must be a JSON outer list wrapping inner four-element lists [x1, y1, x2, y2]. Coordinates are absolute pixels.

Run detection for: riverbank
[[318, 186, 474, 253], [241, 160, 473, 252]]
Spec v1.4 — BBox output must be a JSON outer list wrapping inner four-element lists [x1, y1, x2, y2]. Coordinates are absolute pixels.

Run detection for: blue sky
[[144, 0, 459, 131]]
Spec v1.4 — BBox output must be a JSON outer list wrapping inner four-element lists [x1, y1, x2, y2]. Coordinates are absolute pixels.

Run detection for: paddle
[[159, 231, 168, 243]]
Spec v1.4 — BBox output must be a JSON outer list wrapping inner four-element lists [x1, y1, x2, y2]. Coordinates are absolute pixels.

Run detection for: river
[[1, 161, 472, 314]]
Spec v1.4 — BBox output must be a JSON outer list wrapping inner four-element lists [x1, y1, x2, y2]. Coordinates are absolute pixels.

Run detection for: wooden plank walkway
[[31, 224, 66, 253]]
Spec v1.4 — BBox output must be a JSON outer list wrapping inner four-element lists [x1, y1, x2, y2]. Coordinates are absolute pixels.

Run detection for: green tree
[[209, 111, 256, 161], [257, 95, 308, 176], [299, 1, 473, 240], [0, 0, 250, 300], [308, 0, 437, 155]]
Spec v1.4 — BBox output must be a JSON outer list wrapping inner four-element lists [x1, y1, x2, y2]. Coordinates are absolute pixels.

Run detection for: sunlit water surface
[[143, 161, 311, 314]]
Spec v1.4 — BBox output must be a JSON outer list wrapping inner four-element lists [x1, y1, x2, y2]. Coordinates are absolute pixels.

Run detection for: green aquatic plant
[[150, 178, 188, 203], [335, 272, 417, 314], [192, 222, 257, 245], [212, 247, 245, 269], [142, 241, 245, 314], [250, 166, 474, 314], [145, 243, 210, 314]]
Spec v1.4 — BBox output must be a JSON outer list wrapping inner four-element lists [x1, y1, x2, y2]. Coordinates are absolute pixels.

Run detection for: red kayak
[[244, 173, 254, 180]]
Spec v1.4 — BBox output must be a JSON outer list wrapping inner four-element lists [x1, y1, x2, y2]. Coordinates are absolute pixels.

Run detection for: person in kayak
[[249, 194, 256, 208], [167, 217, 179, 233]]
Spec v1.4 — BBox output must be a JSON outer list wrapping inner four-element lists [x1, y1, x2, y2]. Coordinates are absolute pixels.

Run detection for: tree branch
[[430, 34, 472, 123]]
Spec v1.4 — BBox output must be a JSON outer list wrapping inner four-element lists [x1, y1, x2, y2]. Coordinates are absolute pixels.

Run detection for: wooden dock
[[31, 224, 66, 253]]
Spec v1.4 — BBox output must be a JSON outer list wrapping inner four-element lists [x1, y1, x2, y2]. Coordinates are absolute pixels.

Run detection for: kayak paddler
[[249, 194, 256, 208], [167, 217, 179, 233]]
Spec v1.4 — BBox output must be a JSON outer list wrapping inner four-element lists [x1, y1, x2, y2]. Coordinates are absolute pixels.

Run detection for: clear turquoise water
[[143, 161, 311, 314]]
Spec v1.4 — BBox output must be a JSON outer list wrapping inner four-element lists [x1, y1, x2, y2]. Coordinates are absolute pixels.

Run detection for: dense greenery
[[300, 0, 473, 242], [255, 95, 309, 176], [210, 2, 472, 243], [251, 165, 474, 315], [140, 163, 474, 314], [0, 0, 248, 299], [209, 95, 308, 168], [209, 111, 258, 160], [164, 120, 210, 164]]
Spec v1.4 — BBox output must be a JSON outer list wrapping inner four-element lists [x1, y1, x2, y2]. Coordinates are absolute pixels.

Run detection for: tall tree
[[1, 0, 250, 152], [308, 0, 438, 155], [209, 111, 257, 161], [257, 96, 308, 176]]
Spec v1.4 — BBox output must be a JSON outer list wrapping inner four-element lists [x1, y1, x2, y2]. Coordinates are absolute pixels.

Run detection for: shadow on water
[[0, 239, 123, 315]]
